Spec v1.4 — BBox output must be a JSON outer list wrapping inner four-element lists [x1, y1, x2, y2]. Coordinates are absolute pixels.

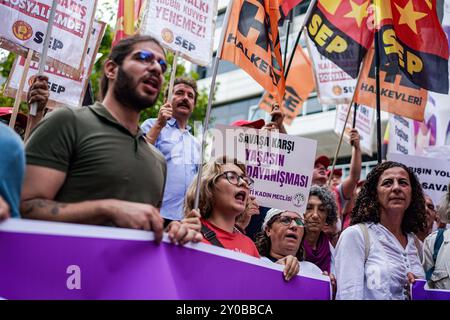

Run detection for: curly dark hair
[[351, 161, 426, 234], [309, 185, 338, 225], [254, 213, 304, 261]]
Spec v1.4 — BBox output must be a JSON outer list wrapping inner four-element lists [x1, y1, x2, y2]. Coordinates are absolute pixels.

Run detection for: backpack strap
[[412, 234, 423, 263], [358, 223, 370, 263], [425, 228, 446, 281], [201, 223, 224, 248]]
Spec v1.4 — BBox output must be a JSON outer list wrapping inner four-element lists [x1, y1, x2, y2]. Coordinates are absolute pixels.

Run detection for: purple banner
[[0, 220, 330, 300], [412, 280, 450, 300]]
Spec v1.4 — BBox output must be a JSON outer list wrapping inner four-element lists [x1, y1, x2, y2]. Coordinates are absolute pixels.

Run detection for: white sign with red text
[[140, 0, 217, 66], [0, 0, 97, 73], [5, 20, 105, 107]]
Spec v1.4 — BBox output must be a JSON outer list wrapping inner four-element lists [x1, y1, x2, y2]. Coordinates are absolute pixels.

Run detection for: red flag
[[112, 0, 145, 47], [280, 0, 304, 16], [221, 0, 285, 103]]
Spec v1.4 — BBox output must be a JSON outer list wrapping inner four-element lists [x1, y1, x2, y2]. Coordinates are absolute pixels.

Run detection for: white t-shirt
[[335, 223, 425, 300]]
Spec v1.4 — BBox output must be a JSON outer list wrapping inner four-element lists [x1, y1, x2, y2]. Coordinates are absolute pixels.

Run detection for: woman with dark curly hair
[[302, 185, 338, 274], [335, 161, 426, 300]]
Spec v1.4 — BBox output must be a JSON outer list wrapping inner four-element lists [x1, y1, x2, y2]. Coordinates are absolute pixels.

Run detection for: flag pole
[[283, 10, 293, 69], [167, 50, 179, 101], [284, 0, 317, 78], [193, 0, 233, 209], [29, 0, 58, 116], [373, 3, 382, 164], [9, 50, 33, 130], [327, 57, 368, 186], [352, 103, 358, 128]]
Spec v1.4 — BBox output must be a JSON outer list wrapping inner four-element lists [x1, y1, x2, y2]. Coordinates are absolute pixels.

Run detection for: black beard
[[113, 67, 158, 112]]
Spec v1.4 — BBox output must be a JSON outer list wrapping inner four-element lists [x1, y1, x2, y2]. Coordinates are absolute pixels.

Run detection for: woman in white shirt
[[335, 161, 426, 300]]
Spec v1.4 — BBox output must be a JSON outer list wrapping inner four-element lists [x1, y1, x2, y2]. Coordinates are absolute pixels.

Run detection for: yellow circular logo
[[12, 20, 33, 41], [332, 85, 343, 96], [161, 28, 174, 44]]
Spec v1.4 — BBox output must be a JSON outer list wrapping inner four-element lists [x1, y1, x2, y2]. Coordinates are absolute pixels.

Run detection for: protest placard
[[334, 104, 374, 156], [0, 219, 331, 300], [212, 125, 317, 214], [0, 0, 97, 75], [140, 0, 217, 66], [387, 153, 450, 206], [388, 114, 416, 155], [4, 20, 105, 108], [307, 37, 357, 105]]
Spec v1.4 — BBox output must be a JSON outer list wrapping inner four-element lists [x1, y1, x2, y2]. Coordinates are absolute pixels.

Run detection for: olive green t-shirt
[[26, 103, 166, 207]]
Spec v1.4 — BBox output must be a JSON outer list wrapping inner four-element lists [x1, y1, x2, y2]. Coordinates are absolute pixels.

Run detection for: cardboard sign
[[0, 0, 97, 75], [387, 152, 450, 206], [140, 0, 217, 66], [388, 114, 416, 155], [4, 20, 105, 107], [212, 125, 317, 214]]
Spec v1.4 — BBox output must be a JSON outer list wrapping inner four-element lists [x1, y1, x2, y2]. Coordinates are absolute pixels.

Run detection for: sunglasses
[[0, 117, 25, 139], [217, 171, 254, 188], [276, 215, 304, 227], [133, 50, 168, 73]]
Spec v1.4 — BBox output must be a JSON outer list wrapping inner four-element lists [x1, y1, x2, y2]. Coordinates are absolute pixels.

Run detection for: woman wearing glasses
[[255, 208, 322, 276], [184, 156, 299, 281]]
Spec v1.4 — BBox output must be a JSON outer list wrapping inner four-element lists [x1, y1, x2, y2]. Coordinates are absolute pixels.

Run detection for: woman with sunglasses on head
[[184, 156, 299, 281], [255, 208, 321, 275]]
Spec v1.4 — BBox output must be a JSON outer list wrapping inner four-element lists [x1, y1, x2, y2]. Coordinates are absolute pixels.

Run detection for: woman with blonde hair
[[185, 156, 299, 281]]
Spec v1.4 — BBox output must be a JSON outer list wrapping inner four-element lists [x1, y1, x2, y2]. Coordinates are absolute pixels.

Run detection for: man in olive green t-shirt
[[21, 35, 202, 244]]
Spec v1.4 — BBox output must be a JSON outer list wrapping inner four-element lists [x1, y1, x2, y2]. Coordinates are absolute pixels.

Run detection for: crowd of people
[[1, 35, 450, 299]]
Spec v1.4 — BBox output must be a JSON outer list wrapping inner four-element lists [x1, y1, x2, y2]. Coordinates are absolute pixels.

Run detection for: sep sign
[[0, 0, 97, 74], [140, 0, 217, 66]]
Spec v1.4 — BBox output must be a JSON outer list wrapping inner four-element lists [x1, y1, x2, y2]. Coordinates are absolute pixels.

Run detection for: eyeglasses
[[217, 171, 254, 187], [132, 50, 168, 73], [276, 215, 304, 227]]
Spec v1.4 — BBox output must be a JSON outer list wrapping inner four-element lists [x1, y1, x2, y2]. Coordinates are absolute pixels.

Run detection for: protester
[[184, 156, 260, 255], [0, 121, 25, 218], [0, 107, 28, 140], [0, 195, 10, 221], [416, 194, 437, 242], [255, 208, 321, 274], [327, 168, 342, 189], [141, 77, 200, 226], [423, 184, 450, 290], [25, 75, 50, 138], [335, 161, 426, 300], [235, 195, 259, 234], [21, 35, 201, 245], [303, 185, 338, 274]]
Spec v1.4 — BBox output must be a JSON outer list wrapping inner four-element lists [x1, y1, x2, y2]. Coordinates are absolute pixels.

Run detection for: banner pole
[[167, 50, 179, 102], [352, 103, 358, 128], [193, 0, 233, 209], [283, 11, 292, 69], [374, 3, 382, 164], [284, 0, 317, 78], [9, 50, 33, 130], [327, 55, 368, 186], [29, 0, 58, 116]]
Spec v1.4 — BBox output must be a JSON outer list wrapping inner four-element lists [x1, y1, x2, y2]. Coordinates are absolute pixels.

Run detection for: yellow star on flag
[[344, 0, 370, 27], [395, 0, 428, 34]]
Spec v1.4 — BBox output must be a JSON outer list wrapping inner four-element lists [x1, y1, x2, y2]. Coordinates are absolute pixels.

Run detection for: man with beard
[[21, 36, 202, 244], [141, 78, 200, 226]]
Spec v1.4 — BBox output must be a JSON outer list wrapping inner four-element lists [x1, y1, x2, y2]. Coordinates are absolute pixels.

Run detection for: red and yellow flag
[[306, 0, 448, 94], [221, 0, 285, 103], [259, 45, 315, 124], [112, 0, 145, 47]]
